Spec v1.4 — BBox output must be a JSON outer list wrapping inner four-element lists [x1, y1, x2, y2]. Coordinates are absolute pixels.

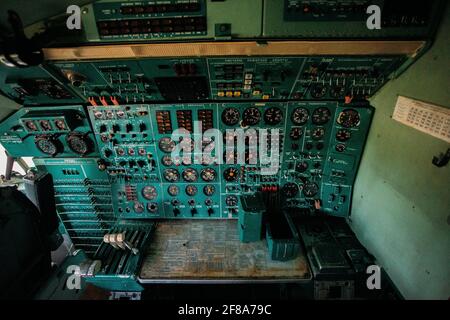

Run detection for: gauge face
[[303, 182, 319, 197], [223, 167, 239, 182], [147, 202, 158, 213], [142, 186, 157, 200], [167, 185, 180, 196], [291, 107, 309, 125], [182, 168, 198, 182], [282, 183, 299, 198], [330, 86, 346, 98], [312, 107, 331, 125], [310, 83, 327, 98], [203, 185, 216, 196], [201, 168, 216, 182], [94, 111, 103, 119], [158, 137, 176, 153], [35, 136, 59, 156], [24, 121, 38, 131], [185, 185, 198, 196], [242, 107, 261, 126], [163, 168, 180, 182], [264, 107, 283, 125], [290, 127, 304, 140], [311, 127, 325, 140], [221, 107, 240, 126], [335, 144, 346, 152], [296, 161, 309, 173], [225, 195, 238, 206], [67, 134, 91, 155], [133, 202, 145, 213], [39, 120, 51, 131], [116, 110, 125, 118], [336, 129, 351, 142], [337, 109, 360, 128]]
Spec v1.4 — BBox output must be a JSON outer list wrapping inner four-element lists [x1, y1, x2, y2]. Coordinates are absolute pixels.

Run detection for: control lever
[[103, 232, 139, 255]]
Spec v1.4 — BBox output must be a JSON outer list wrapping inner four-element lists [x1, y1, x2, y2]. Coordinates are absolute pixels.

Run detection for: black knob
[[99, 124, 107, 133], [112, 124, 120, 133], [173, 208, 180, 216], [139, 123, 146, 132], [191, 208, 197, 216], [126, 123, 133, 133], [207, 208, 214, 216]]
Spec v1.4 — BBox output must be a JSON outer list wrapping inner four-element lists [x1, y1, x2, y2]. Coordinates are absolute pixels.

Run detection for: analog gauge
[[39, 120, 52, 131], [94, 111, 103, 119], [223, 167, 239, 182], [185, 185, 198, 196], [221, 107, 240, 126], [264, 107, 283, 125], [200, 168, 216, 182], [67, 133, 92, 155], [291, 107, 309, 125], [282, 183, 299, 198], [337, 109, 361, 128], [24, 120, 38, 131], [142, 186, 157, 200], [242, 107, 261, 126], [311, 127, 325, 140], [203, 185, 216, 196], [296, 161, 309, 173], [182, 168, 198, 182], [158, 137, 176, 153], [312, 107, 331, 125], [330, 86, 346, 98], [335, 144, 346, 152], [133, 202, 145, 213], [167, 185, 180, 196], [163, 168, 180, 182], [303, 182, 319, 197], [116, 110, 125, 118], [290, 127, 304, 140], [147, 202, 158, 213], [310, 83, 327, 98], [225, 195, 238, 206], [106, 110, 114, 119], [54, 119, 66, 130], [336, 129, 351, 142], [35, 136, 61, 156]]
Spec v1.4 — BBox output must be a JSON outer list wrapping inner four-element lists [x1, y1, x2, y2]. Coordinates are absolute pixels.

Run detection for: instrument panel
[[46, 56, 405, 105], [0, 101, 372, 220]]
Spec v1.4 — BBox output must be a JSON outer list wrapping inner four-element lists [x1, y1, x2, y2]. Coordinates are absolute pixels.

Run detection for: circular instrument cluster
[[34, 133, 93, 157], [337, 109, 360, 128], [311, 107, 331, 125], [291, 107, 309, 125]]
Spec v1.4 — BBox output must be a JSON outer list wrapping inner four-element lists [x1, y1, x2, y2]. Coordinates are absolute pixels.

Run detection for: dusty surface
[[140, 220, 310, 281]]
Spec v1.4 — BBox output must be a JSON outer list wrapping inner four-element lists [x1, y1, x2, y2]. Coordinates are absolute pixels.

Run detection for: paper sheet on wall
[[392, 96, 450, 143]]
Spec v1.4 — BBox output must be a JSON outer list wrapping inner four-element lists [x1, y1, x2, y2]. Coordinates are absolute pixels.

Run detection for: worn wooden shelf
[[139, 220, 311, 284]]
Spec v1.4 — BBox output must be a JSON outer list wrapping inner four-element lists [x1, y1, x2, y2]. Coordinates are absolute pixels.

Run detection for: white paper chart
[[392, 96, 450, 143]]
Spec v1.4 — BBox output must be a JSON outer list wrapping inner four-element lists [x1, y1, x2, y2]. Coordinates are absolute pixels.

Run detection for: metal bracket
[[432, 148, 450, 168]]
